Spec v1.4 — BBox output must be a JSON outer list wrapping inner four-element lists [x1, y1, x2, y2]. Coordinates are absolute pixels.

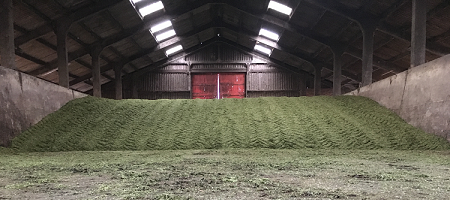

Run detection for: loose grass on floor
[[1, 149, 450, 199], [12, 96, 450, 152]]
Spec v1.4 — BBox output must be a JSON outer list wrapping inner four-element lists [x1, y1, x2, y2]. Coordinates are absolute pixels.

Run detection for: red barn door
[[192, 73, 218, 99], [192, 73, 246, 99], [219, 73, 246, 99]]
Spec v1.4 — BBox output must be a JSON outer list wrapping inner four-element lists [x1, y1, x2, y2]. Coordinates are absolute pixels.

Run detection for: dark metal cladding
[[98, 43, 307, 99], [139, 73, 189, 92], [139, 91, 191, 100], [247, 91, 301, 98]]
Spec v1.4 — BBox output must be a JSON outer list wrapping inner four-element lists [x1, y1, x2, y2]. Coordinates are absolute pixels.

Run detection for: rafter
[[19, 0, 53, 22], [68, 26, 217, 86], [69, 3, 403, 86], [14, 50, 48, 65], [288, 0, 303, 22], [346, 46, 403, 73], [14, 0, 122, 47], [214, 39, 341, 89], [308, 9, 326, 30], [71, 24, 348, 91], [221, 4, 406, 74], [428, 29, 450, 43], [387, 50, 410, 62], [35, 3, 217, 79], [379, 0, 410, 20], [30, 22, 147, 76], [427, 0, 450, 18], [217, 23, 362, 82], [304, 0, 450, 56]]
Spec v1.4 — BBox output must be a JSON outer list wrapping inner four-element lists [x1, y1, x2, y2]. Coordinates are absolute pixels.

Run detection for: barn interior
[[2, 1, 450, 198], [1, 0, 450, 147]]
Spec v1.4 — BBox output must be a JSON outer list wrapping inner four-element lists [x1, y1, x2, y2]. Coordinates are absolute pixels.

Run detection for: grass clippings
[[11, 96, 450, 152], [1, 149, 450, 199]]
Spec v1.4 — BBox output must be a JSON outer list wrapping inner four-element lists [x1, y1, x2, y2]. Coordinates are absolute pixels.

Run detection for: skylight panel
[[150, 20, 172, 33], [166, 45, 183, 56], [139, 1, 164, 17], [268, 1, 292, 15], [259, 28, 280, 41], [254, 44, 272, 56], [130, 0, 143, 5], [155, 29, 176, 42]]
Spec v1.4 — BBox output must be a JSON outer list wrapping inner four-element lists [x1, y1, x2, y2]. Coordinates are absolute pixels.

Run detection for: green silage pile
[[12, 96, 450, 152]]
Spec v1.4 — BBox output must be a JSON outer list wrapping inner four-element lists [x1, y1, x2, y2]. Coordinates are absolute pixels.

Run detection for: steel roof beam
[[304, 0, 450, 56], [220, 4, 405, 75], [29, 22, 148, 77], [31, 3, 213, 77], [215, 22, 362, 83], [14, 0, 122, 47], [14, 50, 47, 66]]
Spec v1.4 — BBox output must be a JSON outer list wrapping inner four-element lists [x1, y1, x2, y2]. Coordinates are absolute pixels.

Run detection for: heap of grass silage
[[12, 96, 450, 152]]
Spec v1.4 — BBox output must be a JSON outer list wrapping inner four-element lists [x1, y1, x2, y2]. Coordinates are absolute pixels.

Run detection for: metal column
[[314, 66, 322, 96], [91, 46, 103, 97], [132, 74, 139, 99], [0, 0, 16, 69], [411, 0, 427, 68], [114, 65, 123, 100], [332, 48, 343, 96], [361, 24, 375, 86], [56, 19, 71, 88]]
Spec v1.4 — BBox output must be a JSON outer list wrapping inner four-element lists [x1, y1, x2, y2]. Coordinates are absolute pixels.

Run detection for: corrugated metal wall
[[247, 91, 300, 98], [139, 92, 191, 100], [159, 64, 190, 71], [247, 64, 302, 97], [134, 64, 190, 100], [185, 45, 218, 61], [100, 42, 305, 100], [248, 72, 299, 91], [220, 44, 252, 61], [140, 73, 189, 91], [186, 43, 252, 62], [191, 64, 246, 72]]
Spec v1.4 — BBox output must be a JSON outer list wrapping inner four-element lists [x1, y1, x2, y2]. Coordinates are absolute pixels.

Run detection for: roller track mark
[[312, 97, 380, 149], [332, 97, 420, 149]]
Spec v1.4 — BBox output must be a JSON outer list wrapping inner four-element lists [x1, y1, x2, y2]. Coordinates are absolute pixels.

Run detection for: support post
[[314, 66, 322, 96], [132, 74, 139, 99], [114, 65, 123, 100], [411, 0, 427, 68], [361, 24, 376, 86], [332, 48, 344, 96], [299, 74, 307, 96], [56, 19, 71, 88], [91, 45, 103, 97], [0, 0, 16, 69]]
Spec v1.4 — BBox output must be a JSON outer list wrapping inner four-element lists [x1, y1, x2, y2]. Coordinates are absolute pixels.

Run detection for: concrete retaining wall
[[0, 66, 87, 147], [348, 55, 450, 141]]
